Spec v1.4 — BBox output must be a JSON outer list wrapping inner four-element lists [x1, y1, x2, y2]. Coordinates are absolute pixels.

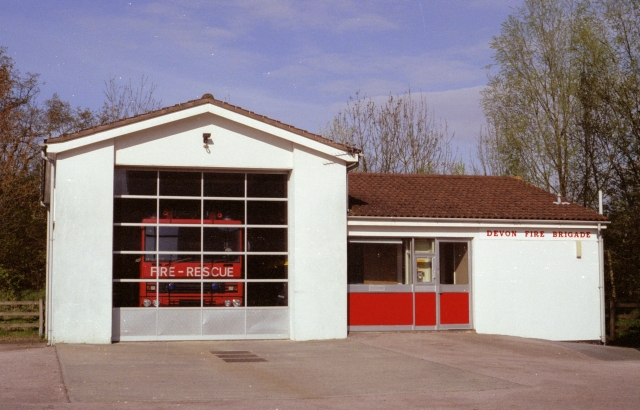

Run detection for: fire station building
[[42, 94, 607, 344]]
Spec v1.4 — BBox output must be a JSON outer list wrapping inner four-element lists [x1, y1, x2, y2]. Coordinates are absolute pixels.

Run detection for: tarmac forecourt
[[2, 332, 640, 409]]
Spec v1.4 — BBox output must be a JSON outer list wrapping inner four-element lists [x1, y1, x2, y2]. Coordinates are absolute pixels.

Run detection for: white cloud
[[424, 86, 485, 141]]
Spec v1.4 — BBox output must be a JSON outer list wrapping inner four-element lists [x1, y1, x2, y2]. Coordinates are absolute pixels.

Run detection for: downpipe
[[40, 146, 55, 345], [598, 190, 605, 344]]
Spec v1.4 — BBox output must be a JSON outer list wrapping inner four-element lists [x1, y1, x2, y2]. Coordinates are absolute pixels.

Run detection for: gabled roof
[[45, 93, 359, 155], [348, 173, 607, 222]]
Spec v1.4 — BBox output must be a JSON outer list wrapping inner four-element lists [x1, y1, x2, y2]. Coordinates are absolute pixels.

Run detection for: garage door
[[111, 169, 289, 341]]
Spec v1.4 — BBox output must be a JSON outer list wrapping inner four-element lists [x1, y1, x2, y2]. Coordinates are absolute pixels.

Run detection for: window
[[348, 238, 469, 286], [348, 240, 411, 284], [112, 170, 288, 308], [439, 242, 469, 285]]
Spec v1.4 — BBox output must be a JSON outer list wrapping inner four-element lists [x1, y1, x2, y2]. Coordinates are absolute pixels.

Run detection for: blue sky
[[1, 0, 520, 161]]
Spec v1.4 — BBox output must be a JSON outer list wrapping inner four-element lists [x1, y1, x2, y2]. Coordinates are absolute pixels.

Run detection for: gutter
[[347, 215, 608, 228], [346, 160, 360, 172]]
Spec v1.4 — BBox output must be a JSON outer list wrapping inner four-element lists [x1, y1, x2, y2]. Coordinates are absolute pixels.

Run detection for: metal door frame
[[413, 238, 473, 330]]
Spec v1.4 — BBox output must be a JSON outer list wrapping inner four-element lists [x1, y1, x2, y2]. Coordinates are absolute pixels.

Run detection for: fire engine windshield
[[158, 226, 201, 252], [203, 227, 241, 252]]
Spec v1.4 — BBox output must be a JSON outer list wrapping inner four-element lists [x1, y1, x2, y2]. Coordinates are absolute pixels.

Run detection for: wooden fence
[[607, 300, 640, 339], [0, 300, 44, 337]]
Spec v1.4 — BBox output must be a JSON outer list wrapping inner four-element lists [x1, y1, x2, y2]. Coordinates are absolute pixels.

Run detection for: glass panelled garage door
[[112, 169, 289, 341]]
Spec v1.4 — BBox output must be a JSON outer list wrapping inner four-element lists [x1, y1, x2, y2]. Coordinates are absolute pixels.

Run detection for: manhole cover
[[211, 350, 267, 362]]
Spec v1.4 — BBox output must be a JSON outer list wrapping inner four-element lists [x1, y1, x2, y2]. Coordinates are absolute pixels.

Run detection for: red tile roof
[[348, 173, 607, 222], [45, 94, 359, 154]]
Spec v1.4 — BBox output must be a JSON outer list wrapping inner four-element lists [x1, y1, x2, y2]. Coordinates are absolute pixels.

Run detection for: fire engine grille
[[158, 283, 239, 294], [211, 350, 267, 362], [159, 283, 201, 293]]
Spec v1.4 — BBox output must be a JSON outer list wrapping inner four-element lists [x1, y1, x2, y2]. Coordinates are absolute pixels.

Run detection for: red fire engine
[[139, 210, 244, 307]]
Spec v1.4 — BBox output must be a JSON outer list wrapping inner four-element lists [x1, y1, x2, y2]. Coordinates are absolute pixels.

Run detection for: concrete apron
[[54, 332, 640, 405], [56, 336, 517, 403]]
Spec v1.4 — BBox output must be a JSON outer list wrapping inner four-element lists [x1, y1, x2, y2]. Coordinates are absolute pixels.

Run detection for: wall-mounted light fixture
[[203, 133, 211, 153]]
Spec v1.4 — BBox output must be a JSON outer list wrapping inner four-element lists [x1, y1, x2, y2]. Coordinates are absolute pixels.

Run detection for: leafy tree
[[479, 0, 640, 303], [0, 47, 47, 297], [324, 90, 461, 174], [480, 0, 586, 198], [580, 0, 640, 302], [0, 47, 161, 298]]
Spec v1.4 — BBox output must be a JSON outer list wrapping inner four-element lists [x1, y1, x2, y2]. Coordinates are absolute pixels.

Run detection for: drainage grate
[[211, 350, 267, 363]]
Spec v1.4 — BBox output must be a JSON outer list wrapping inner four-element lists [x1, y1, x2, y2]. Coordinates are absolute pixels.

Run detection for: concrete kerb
[[54, 345, 72, 403]]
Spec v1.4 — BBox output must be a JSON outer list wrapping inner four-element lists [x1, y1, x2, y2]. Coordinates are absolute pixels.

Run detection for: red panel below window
[[348, 293, 413, 326], [415, 292, 436, 326], [440, 292, 470, 325]]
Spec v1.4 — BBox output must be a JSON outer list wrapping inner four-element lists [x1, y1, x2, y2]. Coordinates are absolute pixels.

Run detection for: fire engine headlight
[[143, 298, 152, 307], [224, 300, 231, 307], [232, 299, 241, 307]]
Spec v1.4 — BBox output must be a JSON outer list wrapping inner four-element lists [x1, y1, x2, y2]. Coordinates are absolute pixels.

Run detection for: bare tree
[[99, 75, 162, 124], [324, 90, 459, 174]]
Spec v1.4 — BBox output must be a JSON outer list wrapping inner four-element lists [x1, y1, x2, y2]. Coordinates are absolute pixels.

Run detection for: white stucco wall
[[473, 230, 602, 341], [289, 145, 348, 340], [114, 113, 293, 169], [50, 140, 114, 344]]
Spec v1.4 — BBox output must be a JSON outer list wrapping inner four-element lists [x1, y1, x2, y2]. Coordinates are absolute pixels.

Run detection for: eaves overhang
[[44, 98, 359, 165]]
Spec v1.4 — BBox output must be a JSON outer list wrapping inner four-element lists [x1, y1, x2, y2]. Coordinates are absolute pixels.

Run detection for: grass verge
[[0, 289, 46, 343]]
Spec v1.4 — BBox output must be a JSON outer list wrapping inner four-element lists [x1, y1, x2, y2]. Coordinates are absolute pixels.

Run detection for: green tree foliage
[[0, 47, 47, 298], [479, 0, 585, 198], [479, 0, 640, 302], [0, 47, 161, 298], [581, 0, 640, 302], [323, 90, 462, 174]]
